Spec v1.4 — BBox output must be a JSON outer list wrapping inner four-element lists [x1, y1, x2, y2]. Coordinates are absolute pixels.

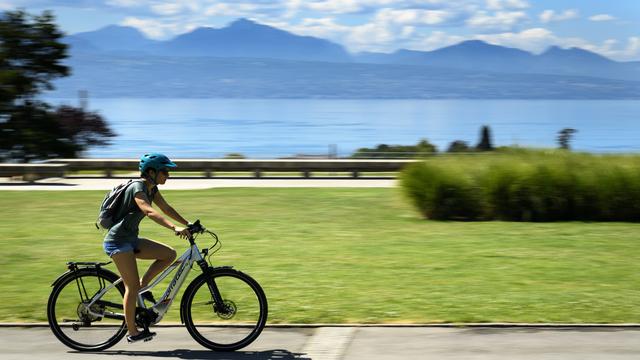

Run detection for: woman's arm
[[152, 191, 190, 226], [134, 192, 190, 237]]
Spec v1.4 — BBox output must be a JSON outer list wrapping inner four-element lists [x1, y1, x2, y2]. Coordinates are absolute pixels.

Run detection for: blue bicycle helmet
[[139, 153, 177, 173]]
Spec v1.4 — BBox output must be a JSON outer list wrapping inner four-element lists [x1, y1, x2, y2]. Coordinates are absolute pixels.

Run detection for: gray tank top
[[103, 180, 157, 243]]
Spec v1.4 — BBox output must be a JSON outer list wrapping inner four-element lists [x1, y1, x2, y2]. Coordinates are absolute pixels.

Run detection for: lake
[[48, 98, 640, 158]]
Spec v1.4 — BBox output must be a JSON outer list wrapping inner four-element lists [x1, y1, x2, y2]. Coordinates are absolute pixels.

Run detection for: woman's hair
[[140, 168, 155, 178]]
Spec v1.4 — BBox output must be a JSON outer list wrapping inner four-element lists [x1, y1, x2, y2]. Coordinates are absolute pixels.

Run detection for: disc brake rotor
[[215, 300, 237, 320]]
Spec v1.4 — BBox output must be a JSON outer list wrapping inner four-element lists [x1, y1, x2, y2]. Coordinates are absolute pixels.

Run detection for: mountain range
[[67, 19, 351, 62], [53, 18, 640, 99], [66, 18, 640, 81]]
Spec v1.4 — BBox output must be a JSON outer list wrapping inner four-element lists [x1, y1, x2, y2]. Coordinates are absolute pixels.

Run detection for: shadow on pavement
[[77, 348, 311, 360]]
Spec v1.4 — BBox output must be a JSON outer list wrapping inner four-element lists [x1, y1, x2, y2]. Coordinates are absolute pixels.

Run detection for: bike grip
[[187, 219, 204, 233]]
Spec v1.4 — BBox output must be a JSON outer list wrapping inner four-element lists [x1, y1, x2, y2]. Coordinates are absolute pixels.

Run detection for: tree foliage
[[0, 10, 114, 162], [447, 140, 472, 153], [557, 128, 577, 150], [0, 10, 68, 107], [476, 125, 493, 151], [352, 139, 437, 158]]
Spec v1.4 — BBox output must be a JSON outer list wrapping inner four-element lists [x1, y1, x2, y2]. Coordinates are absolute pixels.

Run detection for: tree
[[351, 139, 437, 158], [475, 125, 494, 151], [0, 10, 114, 161], [415, 139, 437, 154], [557, 128, 577, 150], [53, 105, 115, 154], [447, 140, 472, 153], [0, 10, 68, 108]]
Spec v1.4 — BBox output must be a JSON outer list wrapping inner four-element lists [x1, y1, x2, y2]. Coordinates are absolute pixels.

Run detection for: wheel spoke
[[48, 271, 126, 351], [185, 269, 267, 351]]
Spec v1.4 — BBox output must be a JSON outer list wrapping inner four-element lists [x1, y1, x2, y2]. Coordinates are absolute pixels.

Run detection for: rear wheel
[[47, 269, 126, 351], [182, 268, 268, 351]]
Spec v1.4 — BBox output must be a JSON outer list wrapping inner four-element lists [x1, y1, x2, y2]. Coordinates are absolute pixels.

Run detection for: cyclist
[[103, 153, 191, 343]]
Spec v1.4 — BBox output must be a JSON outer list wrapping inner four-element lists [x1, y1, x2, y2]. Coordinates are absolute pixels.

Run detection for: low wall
[[42, 159, 416, 178], [0, 164, 68, 182]]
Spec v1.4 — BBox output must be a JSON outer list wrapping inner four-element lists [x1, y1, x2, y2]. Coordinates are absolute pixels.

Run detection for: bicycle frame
[[86, 242, 206, 323]]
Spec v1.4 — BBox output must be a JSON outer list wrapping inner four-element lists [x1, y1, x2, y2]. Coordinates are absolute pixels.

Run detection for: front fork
[[197, 259, 226, 312]]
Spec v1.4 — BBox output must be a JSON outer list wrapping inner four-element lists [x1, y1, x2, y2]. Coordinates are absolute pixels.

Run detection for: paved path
[[0, 177, 396, 190], [2, 326, 639, 359]]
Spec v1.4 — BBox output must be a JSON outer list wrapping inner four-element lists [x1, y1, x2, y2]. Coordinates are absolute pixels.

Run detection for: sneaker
[[141, 290, 156, 304], [127, 330, 156, 343]]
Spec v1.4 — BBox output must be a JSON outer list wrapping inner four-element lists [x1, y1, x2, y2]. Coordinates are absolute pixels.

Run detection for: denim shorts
[[103, 238, 141, 257]]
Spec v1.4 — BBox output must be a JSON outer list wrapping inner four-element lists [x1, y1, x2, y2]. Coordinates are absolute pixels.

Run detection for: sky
[[2, 0, 639, 61]]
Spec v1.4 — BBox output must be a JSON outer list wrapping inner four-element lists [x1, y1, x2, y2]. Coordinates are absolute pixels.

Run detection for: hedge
[[400, 149, 640, 221]]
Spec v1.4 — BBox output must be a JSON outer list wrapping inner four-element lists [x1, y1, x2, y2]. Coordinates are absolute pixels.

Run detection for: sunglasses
[[159, 169, 169, 175]]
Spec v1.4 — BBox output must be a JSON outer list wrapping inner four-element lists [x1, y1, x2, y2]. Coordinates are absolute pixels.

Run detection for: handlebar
[[187, 219, 205, 235], [182, 219, 221, 257]]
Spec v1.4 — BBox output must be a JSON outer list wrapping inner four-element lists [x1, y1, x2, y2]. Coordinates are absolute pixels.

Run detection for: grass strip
[[1, 188, 638, 323]]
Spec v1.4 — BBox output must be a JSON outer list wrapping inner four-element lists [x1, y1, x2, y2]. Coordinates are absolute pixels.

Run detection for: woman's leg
[[136, 238, 177, 288], [111, 251, 141, 336]]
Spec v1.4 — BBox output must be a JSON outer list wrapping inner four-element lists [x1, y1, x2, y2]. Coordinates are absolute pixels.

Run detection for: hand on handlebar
[[187, 219, 205, 234], [174, 226, 191, 239]]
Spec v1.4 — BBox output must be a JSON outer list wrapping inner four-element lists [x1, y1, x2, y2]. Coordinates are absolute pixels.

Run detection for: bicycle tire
[[47, 268, 127, 351], [181, 267, 268, 351]]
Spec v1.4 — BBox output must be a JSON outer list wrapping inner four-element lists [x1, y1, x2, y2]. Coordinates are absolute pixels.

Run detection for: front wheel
[[182, 268, 268, 351]]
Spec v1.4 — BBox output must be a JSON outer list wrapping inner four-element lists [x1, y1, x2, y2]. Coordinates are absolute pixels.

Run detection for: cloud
[[274, 15, 401, 52], [275, 17, 352, 41], [539, 9, 578, 23], [347, 22, 397, 50], [469, 28, 640, 61], [474, 27, 554, 53], [203, 3, 261, 17], [466, 10, 528, 31], [305, 0, 380, 14], [300, 0, 451, 15], [584, 36, 640, 61], [623, 37, 640, 60], [106, 0, 140, 7], [374, 8, 456, 26], [121, 16, 198, 39], [0, 0, 96, 7], [0, 1, 14, 10], [274, 5, 463, 53], [344, 7, 463, 51], [414, 30, 465, 51], [589, 14, 616, 22], [150, 3, 184, 16], [9, 0, 636, 61], [486, 0, 529, 10]]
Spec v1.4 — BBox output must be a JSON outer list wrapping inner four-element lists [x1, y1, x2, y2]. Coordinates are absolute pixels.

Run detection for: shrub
[[352, 139, 437, 158], [400, 151, 640, 222], [447, 140, 472, 153], [400, 162, 484, 220], [596, 164, 640, 221]]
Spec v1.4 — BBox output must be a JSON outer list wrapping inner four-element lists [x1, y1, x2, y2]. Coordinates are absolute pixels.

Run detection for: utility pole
[[79, 89, 89, 111], [329, 144, 338, 159]]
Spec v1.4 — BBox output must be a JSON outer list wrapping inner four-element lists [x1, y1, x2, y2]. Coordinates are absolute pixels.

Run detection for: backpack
[[95, 179, 143, 229]]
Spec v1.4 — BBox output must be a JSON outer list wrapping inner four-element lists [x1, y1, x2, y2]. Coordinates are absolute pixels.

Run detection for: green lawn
[[1, 188, 638, 323]]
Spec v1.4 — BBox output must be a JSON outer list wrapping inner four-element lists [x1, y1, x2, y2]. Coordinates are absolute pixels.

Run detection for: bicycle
[[47, 220, 268, 352]]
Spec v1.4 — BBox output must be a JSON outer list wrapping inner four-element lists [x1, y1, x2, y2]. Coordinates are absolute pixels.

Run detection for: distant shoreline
[[41, 98, 640, 158]]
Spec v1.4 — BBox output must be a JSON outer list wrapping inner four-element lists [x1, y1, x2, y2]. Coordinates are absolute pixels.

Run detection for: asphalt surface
[[1, 326, 639, 360]]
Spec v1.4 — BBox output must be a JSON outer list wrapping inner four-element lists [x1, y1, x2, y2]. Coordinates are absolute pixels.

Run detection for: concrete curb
[[3, 322, 640, 328]]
